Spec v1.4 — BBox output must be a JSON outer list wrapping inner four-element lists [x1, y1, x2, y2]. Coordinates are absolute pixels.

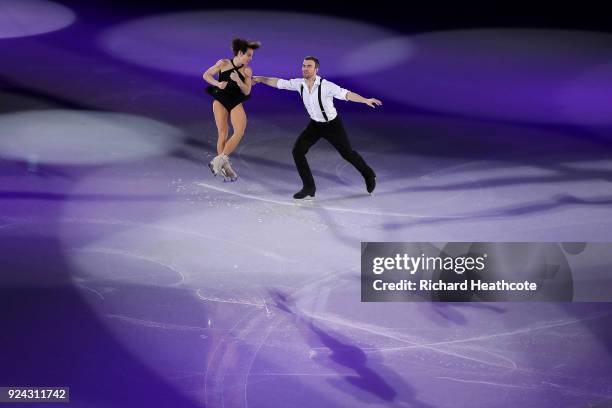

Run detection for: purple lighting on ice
[[349, 29, 612, 125], [2, 4, 612, 407]]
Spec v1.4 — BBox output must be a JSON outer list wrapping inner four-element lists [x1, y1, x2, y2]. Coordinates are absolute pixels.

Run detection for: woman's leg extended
[[222, 104, 247, 156], [212, 101, 229, 155]]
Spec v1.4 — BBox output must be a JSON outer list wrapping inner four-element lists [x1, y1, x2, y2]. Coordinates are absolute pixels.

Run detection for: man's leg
[[292, 121, 321, 197], [323, 117, 376, 192]]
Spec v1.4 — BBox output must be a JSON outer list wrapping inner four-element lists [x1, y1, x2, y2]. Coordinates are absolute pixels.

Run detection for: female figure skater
[[203, 38, 260, 181]]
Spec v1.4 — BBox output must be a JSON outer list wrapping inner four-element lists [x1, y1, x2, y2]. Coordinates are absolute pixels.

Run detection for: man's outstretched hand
[[366, 98, 382, 108]]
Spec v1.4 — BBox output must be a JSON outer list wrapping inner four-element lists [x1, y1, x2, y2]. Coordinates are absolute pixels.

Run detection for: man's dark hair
[[304, 56, 320, 68], [232, 38, 261, 56]]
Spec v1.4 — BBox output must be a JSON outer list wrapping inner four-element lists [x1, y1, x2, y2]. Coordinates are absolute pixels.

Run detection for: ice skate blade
[[208, 162, 218, 176]]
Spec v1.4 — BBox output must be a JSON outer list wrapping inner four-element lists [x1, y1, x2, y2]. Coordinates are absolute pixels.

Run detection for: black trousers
[[291, 116, 374, 190]]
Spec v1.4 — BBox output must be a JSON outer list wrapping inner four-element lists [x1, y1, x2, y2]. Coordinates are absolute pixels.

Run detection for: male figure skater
[[253, 57, 382, 199]]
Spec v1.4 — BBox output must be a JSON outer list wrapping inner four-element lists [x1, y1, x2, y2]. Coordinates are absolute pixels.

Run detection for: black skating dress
[[206, 59, 250, 111]]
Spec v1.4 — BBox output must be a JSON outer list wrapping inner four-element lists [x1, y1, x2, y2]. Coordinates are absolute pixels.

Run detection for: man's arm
[[346, 91, 382, 108], [252, 76, 281, 88]]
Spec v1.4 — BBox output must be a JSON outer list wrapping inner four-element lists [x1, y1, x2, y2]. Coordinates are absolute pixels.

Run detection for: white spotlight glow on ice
[[0, 0, 76, 39], [0, 110, 184, 165], [341, 37, 416, 75], [97, 10, 396, 77]]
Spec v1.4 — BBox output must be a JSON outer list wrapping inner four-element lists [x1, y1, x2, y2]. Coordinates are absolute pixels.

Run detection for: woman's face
[[237, 48, 254, 66]]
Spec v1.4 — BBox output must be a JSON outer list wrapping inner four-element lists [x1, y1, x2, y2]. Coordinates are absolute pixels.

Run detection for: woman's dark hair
[[232, 38, 261, 56]]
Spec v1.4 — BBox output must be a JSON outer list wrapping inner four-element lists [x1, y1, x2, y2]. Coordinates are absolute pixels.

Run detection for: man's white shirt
[[276, 75, 349, 122]]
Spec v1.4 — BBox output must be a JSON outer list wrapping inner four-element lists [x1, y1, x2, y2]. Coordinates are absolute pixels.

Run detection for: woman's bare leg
[[212, 101, 229, 155], [222, 104, 247, 156]]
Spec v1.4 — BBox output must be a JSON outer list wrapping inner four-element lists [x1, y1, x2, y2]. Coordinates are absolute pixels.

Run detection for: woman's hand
[[217, 81, 228, 89], [229, 72, 241, 83]]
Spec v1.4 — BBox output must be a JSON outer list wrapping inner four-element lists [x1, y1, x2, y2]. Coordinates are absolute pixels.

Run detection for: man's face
[[238, 49, 254, 65], [302, 60, 318, 79]]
